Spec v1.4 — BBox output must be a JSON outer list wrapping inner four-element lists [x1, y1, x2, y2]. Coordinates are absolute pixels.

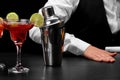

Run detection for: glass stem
[[16, 44, 22, 68]]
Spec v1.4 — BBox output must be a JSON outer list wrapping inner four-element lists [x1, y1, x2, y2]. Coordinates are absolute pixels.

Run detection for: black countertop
[[0, 52, 120, 80]]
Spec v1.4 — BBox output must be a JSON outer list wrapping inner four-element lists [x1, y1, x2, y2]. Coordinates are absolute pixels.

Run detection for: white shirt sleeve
[[29, 0, 91, 55], [39, 0, 80, 23], [64, 33, 90, 55]]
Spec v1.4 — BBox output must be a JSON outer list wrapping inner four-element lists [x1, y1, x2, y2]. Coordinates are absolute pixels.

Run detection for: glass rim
[[5, 19, 30, 22], [5, 19, 31, 25]]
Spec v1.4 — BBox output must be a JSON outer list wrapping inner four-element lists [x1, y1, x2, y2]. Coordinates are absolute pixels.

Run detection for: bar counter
[[0, 52, 120, 80]]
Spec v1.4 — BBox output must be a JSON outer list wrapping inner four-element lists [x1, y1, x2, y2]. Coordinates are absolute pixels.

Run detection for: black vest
[[64, 0, 114, 49]]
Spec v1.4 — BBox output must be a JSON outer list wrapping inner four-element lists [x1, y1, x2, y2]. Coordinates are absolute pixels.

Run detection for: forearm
[[29, 28, 91, 55]]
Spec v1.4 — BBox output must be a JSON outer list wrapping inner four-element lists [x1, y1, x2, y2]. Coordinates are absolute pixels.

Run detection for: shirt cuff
[[64, 33, 91, 55]]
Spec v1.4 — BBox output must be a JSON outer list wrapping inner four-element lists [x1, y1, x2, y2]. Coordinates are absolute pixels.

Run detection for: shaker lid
[[42, 6, 55, 18]]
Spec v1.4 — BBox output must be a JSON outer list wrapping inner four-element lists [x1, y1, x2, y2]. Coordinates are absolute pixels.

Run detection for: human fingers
[[108, 52, 117, 57], [94, 52, 116, 62]]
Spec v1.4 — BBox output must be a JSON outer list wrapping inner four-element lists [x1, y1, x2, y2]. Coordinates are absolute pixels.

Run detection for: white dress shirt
[[29, 0, 120, 55], [103, 0, 120, 34]]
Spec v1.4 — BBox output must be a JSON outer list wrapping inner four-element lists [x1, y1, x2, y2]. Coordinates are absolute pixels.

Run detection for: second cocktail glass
[[0, 18, 4, 38], [5, 19, 34, 73], [0, 18, 6, 70]]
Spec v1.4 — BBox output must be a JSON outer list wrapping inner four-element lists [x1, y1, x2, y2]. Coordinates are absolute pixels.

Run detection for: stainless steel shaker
[[40, 6, 65, 66]]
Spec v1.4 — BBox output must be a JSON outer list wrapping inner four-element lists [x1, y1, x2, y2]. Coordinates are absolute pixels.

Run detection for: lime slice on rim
[[30, 13, 44, 27], [0, 17, 4, 23], [6, 12, 19, 21], [0, 17, 4, 28], [0, 17, 3, 21]]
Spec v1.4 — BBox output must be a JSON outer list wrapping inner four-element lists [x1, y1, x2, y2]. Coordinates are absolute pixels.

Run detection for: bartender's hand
[[83, 45, 117, 62]]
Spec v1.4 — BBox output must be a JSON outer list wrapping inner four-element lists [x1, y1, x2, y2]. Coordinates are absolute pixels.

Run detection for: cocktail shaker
[[40, 6, 65, 66]]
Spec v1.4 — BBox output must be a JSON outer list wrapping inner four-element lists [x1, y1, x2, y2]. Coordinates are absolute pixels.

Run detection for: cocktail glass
[[0, 19, 4, 38], [5, 19, 33, 73], [0, 18, 6, 70]]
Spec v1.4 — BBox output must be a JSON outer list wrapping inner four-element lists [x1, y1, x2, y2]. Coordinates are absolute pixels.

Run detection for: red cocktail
[[0, 24, 4, 38], [5, 19, 33, 45], [0, 18, 4, 38], [5, 19, 33, 73]]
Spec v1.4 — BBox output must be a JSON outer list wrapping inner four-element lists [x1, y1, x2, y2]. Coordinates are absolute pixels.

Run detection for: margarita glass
[[0, 18, 4, 38], [5, 19, 33, 73], [0, 18, 6, 70]]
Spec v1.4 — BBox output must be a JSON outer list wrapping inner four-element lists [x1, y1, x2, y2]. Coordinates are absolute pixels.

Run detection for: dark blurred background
[[0, 0, 47, 54]]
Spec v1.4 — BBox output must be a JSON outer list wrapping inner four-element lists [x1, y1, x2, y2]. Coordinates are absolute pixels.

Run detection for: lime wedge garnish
[[30, 13, 44, 27], [6, 12, 19, 21], [0, 17, 4, 28], [0, 17, 3, 21], [0, 17, 3, 23]]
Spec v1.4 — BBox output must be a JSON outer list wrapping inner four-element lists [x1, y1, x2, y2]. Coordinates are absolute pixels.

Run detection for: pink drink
[[5, 19, 34, 73], [0, 18, 4, 38], [0, 24, 4, 38], [5, 20, 33, 45]]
